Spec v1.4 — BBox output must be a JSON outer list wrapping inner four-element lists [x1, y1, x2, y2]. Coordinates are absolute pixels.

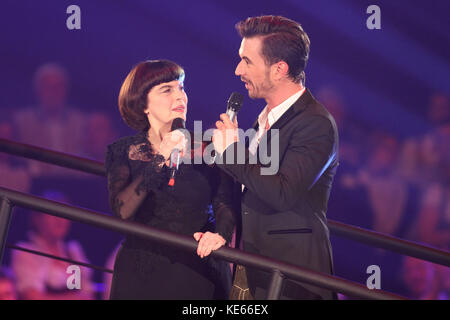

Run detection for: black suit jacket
[[216, 89, 339, 299]]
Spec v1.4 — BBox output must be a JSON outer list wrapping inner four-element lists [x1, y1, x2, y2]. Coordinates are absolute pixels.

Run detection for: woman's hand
[[193, 232, 226, 258], [158, 131, 187, 161]]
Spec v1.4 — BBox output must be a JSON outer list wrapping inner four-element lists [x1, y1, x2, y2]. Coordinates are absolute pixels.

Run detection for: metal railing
[[0, 187, 405, 300], [2, 137, 450, 299], [1, 138, 448, 267]]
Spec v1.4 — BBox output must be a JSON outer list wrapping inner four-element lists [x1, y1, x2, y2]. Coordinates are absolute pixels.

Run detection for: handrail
[[6, 243, 113, 274], [0, 187, 406, 300], [0, 138, 105, 176], [1, 137, 449, 267], [329, 220, 450, 267]]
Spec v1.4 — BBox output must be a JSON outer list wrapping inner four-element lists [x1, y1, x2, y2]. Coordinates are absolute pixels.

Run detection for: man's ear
[[272, 61, 289, 81]]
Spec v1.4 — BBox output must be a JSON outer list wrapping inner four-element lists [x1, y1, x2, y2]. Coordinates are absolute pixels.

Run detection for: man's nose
[[235, 61, 243, 76]]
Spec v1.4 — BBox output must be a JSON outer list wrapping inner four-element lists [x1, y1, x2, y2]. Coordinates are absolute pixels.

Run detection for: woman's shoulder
[[107, 132, 147, 153], [105, 132, 147, 168]]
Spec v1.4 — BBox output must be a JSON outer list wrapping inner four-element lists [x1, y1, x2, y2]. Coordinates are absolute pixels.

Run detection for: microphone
[[211, 92, 244, 162], [226, 92, 244, 123], [168, 118, 186, 187]]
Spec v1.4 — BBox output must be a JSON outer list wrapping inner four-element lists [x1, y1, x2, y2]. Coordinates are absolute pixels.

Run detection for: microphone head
[[170, 118, 186, 131], [227, 92, 244, 112]]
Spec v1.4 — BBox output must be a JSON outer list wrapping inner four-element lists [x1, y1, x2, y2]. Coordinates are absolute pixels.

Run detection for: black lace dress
[[105, 132, 236, 299]]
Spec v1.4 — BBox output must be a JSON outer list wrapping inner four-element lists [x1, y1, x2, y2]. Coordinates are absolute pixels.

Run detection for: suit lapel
[[256, 88, 313, 154], [251, 117, 259, 131], [242, 89, 313, 195], [246, 118, 259, 149]]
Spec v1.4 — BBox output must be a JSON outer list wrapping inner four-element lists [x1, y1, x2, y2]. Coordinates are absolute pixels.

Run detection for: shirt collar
[[257, 87, 306, 129]]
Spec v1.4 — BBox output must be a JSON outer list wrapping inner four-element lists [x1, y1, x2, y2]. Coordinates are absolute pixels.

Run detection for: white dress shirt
[[243, 87, 306, 191], [248, 87, 305, 154]]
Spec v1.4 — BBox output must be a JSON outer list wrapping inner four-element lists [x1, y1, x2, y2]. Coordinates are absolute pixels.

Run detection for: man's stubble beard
[[249, 72, 274, 100]]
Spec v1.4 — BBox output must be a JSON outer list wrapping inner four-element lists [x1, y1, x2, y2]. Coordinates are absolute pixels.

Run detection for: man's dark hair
[[236, 15, 310, 84], [118, 60, 185, 132]]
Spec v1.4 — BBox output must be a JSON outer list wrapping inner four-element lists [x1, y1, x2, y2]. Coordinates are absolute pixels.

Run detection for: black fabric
[[217, 89, 339, 300], [105, 132, 235, 299]]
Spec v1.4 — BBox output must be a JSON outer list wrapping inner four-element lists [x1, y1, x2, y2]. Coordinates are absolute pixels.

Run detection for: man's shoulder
[[294, 91, 338, 132], [293, 104, 336, 131]]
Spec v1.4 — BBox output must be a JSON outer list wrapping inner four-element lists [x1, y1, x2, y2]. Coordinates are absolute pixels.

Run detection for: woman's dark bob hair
[[118, 60, 185, 132]]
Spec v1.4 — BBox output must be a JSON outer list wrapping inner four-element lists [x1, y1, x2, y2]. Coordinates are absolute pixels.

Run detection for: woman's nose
[[175, 88, 185, 100]]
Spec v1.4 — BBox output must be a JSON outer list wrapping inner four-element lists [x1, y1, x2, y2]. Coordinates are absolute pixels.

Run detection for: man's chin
[[247, 90, 260, 99], [246, 87, 255, 98]]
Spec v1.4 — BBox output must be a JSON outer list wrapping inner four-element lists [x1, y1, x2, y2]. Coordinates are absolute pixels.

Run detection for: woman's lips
[[172, 105, 185, 112]]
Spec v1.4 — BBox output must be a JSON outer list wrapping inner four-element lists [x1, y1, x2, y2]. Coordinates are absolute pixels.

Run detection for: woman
[[105, 60, 235, 299]]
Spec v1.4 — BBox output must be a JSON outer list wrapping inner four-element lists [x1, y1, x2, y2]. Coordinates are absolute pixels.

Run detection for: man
[[12, 63, 88, 178], [213, 15, 339, 299]]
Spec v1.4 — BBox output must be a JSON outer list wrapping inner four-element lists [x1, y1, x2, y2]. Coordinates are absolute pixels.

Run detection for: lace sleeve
[[211, 166, 237, 244], [105, 139, 167, 220]]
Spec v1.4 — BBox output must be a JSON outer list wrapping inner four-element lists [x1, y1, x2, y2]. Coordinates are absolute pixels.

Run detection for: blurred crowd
[[319, 86, 450, 300], [0, 63, 448, 300], [0, 63, 121, 300]]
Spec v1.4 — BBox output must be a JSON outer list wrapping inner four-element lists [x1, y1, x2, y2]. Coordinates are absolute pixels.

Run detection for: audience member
[[401, 256, 447, 300], [357, 132, 420, 238], [82, 112, 117, 161], [317, 86, 374, 290], [11, 190, 94, 300], [414, 124, 450, 249], [427, 93, 450, 128], [0, 118, 32, 193], [0, 268, 17, 300], [12, 63, 88, 177]]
